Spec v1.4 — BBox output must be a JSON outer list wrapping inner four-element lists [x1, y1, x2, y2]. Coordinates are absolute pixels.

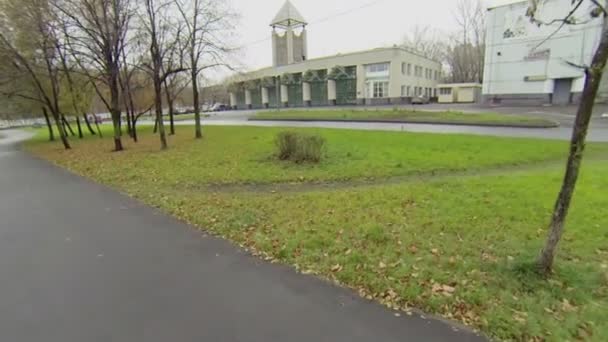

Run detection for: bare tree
[[175, 0, 236, 139], [163, 72, 189, 135], [55, 0, 133, 151], [527, 0, 608, 275], [137, 0, 185, 150], [446, 0, 485, 83], [401, 25, 447, 62]]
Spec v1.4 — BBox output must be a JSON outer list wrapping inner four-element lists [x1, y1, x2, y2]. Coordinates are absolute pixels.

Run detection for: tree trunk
[[76, 116, 83, 139], [112, 117, 123, 151], [51, 110, 70, 150], [163, 79, 176, 135], [154, 75, 167, 149], [95, 119, 103, 138], [109, 65, 123, 151], [168, 99, 175, 135], [42, 107, 54, 141], [62, 116, 75, 136], [126, 109, 133, 137], [192, 72, 202, 139], [83, 113, 96, 135], [537, 24, 608, 275], [153, 116, 158, 133], [132, 116, 138, 142]]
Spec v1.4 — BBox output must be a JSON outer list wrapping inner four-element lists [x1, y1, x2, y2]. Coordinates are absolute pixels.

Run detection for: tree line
[[402, 0, 485, 84], [0, 0, 236, 151]]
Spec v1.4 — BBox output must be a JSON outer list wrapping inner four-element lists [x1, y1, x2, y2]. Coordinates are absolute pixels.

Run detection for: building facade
[[483, 0, 608, 105], [228, 1, 441, 109], [437, 83, 482, 103]]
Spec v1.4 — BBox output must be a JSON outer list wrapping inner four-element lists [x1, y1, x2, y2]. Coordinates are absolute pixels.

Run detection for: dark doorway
[[553, 78, 573, 105]]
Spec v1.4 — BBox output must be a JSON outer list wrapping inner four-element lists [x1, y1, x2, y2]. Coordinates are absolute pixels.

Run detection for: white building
[[483, 0, 607, 105], [228, 1, 441, 109]]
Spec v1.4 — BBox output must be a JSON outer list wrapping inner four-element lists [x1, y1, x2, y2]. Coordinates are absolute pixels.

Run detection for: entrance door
[[553, 78, 572, 105]]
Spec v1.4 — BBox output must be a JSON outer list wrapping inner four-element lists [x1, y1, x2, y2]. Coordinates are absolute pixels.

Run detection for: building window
[[401, 63, 406, 74], [373, 81, 389, 98], [440, 87, 452, 95], [367, 63, 389, 73], [401, 85, 406, 96], [434, 70, 439, 81], [407, 63, 412, 75]]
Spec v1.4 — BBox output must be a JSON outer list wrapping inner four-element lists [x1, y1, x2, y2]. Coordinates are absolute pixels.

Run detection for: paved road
[[0, 129, 485, 342], [149, 104, 608, 142], [165, 117, 608, 142]]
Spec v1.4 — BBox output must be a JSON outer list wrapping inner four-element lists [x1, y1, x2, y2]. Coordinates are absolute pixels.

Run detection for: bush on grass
[[275, 131, 325, 163]]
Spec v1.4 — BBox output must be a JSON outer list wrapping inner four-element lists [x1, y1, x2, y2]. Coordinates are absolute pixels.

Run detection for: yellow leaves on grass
[[331, 264, 343, 273], [431, 283, 457, 297]]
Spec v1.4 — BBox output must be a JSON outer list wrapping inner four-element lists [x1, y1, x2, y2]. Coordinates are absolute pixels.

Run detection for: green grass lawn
[[26, 126, 608, 341], [253, 109, 560, 128], [25, 125, 605, 187]]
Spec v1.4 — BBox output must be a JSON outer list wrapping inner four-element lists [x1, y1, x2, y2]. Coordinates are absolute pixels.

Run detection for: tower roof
[[270, 1, 307, 27]]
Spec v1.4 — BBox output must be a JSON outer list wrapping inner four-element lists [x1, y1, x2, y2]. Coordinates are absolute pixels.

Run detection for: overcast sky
[[223, 0, 519, 74]]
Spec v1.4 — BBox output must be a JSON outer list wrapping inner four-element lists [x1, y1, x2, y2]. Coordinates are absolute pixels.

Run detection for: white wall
[[232, 47, 441, 99], [483, 0, 604, 96]]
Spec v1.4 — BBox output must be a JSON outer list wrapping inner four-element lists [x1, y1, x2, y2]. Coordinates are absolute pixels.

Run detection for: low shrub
[[275, 131, 325, 163]]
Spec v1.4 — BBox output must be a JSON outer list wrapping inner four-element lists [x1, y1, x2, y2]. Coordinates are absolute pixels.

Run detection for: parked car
[[210, 103, 229, 112], [411, 96, 430, 105]]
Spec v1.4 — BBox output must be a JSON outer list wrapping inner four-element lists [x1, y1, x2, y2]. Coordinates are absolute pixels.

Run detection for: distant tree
[[401, 25, 447, 62], [138, 0, 185, 150], [445, 0, 485, 83], [527, 0, 608, 275], [163, 72, 189, 135], [174, 0, 236, 139]]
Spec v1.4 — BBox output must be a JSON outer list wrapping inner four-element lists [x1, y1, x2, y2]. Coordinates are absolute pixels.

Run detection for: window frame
[[373, 81, 389, 98]]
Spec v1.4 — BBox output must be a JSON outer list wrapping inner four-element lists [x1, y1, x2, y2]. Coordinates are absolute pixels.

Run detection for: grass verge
[[25, 125, 608, 341], [252, 109, 559, 128]]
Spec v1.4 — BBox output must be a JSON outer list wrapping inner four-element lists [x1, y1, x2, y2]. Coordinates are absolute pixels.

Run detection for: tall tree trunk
[[76, 116, 83, 139], [83, 113, 96, 135], [537, 24, 608, 275], [109, 66, 124, 151], [154, 77, 167, 149], [163, 79, 176, 135], [42, 107, 54, 141], [112, 115, 123, 151], [168, 98, 175, 135], [192, 71, 202, 139]]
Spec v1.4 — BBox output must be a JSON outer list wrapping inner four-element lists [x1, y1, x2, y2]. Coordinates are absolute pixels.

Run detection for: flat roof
[[240, 46, 440, 76]]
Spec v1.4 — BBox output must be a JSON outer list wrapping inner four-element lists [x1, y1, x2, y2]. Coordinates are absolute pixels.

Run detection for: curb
[[248, 118, 560, 129]]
